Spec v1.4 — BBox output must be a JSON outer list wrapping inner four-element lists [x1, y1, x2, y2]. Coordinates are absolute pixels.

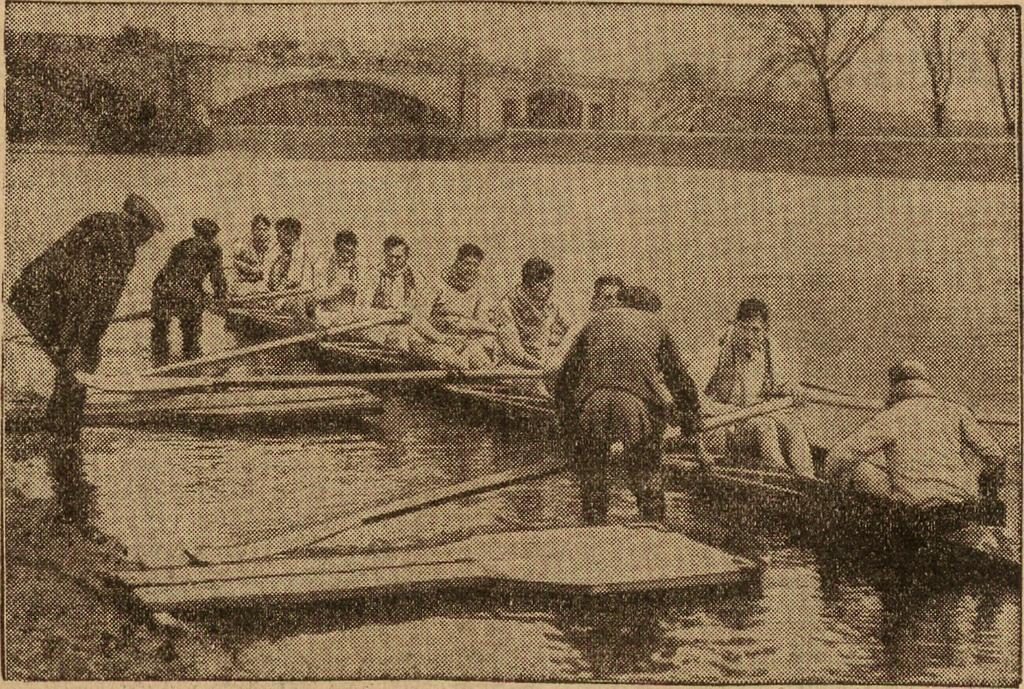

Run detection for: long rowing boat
[[223, 305, 556, 420], [663, 449, 1020, 579], [4, 385, 383, 430]]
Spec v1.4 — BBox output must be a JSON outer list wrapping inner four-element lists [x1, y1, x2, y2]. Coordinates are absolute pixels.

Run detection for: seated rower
[[150, 218, 228, 365], [310, 230, 361, 326], [265, 217, 309, 315], [823, 361, 1005, 519], [355, 235, 454, 353], [697, 297, 814, 477], [493, 257, 569, 370], [416, 243, 496, 369], [230, 213, 272, 294]]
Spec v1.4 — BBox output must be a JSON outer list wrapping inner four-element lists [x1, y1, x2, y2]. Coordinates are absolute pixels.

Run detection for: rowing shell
[[224, 306, 555, 419], [4, 385, 383, 429]]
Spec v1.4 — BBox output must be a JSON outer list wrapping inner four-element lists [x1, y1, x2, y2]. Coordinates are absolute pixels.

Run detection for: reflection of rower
[[824, 361, 1006, 528]]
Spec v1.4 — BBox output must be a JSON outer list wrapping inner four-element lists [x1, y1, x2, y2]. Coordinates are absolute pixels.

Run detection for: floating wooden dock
[[113, 525, 761, 610], [5, 385, 383, 429]]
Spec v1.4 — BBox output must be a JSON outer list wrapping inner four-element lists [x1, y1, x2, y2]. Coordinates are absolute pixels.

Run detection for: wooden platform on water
[[113, 525, 760, 610], [5, 385, 383, 429]]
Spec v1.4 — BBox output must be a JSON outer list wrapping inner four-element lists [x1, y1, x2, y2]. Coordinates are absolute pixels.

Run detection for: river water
[[3, 149, 1020, 683]]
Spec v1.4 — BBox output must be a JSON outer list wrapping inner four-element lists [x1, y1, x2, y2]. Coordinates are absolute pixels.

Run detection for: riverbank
[[208, 126, 1017, 182], [4, 469, 232, 680]]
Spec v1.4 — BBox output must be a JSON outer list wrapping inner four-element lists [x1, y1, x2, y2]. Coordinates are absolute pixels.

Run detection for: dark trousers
[[570, 389, 666, 525], [45, 365, 94, 525], [150, 294, 203, 366]]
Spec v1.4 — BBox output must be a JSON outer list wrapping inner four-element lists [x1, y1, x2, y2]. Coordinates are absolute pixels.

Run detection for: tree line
[[746, 6, 1016, 137]]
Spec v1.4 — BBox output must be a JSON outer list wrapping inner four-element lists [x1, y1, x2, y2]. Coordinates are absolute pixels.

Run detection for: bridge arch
[[211, 79, 450, 130]]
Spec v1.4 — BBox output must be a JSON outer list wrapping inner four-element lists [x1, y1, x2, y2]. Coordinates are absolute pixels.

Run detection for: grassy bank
[[4, 478, 232, 680]]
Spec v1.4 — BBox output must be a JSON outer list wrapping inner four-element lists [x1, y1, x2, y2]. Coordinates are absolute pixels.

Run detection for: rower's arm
[[660, 331, 702, 438]]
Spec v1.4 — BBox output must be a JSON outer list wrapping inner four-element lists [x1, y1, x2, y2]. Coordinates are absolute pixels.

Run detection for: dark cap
[[193, 217, 220, 239], [620, 284, 662, 313], [123, 194, 165, 233], [889, 360, 929, 386]]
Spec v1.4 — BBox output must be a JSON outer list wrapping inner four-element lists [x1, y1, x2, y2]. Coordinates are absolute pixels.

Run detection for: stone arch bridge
[[200, 59, 645, 133]]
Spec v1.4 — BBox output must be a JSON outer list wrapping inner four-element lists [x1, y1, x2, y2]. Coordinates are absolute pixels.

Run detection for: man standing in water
[[7, 194, 164, 523], [150, 218, 228, 365], [553, 285, 703, 524]]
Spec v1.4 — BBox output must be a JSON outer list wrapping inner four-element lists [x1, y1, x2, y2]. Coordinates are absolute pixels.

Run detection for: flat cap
[[192, 217, 220, 239], [123, 194, 165, 233], [889, 360, 929, 385]]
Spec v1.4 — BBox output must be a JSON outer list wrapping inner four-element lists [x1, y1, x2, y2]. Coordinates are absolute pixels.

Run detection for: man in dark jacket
[[553, 285, 703, 524], [150, 218, 228, 365], [8, 194, 165, 427], [7, 194, 163, 525]]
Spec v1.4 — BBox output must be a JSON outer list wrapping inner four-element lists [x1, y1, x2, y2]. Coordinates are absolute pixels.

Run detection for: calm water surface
[[3, 151, 1020, 683]]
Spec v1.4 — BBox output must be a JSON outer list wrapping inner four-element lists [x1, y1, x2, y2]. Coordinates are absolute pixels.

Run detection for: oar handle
[[801, 387, 1018, 428]]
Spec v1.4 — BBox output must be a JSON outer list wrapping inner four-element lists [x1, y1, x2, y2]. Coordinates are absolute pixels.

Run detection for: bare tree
[[979, 8, 1017, 136], [754, 6, 894, 137], [903, 9, 972, 135]]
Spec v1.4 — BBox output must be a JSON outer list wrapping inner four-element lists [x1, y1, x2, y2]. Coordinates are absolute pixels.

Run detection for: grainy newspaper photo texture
[[2, 1, 1021, 684]]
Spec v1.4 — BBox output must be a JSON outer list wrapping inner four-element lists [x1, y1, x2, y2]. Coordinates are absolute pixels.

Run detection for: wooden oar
[[226, 286, 313, 306], [138, 313, 404, 378], [801, 382, 1018, 428], [77, 367, 548, 395], [183, 396, 795, 565]]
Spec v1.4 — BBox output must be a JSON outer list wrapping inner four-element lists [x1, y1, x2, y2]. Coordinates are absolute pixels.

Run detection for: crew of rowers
[[143, 210, 1008, 528]]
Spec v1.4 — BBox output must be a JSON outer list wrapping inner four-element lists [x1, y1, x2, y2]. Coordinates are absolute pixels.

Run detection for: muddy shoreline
[[4, 473, 233, 680]]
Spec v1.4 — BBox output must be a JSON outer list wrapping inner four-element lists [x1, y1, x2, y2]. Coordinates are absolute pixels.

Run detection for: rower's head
[[452, 243, 484, 290], [334, 231, 358, 264], [383, 235, 410, 274], [886, 360, 936, 406], [251, 214, 272, 254], [192, 217, 220, 243], [275, 217, 302, 251], [620, 284, 662, 313], [122, 193, 165, 243], [591, 275, 624, 311], [522, 258, 555, 303], [732, 297, 770, 357]]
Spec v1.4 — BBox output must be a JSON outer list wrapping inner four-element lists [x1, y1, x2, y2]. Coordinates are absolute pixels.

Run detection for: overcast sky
[[6, 2, 1014, 122]]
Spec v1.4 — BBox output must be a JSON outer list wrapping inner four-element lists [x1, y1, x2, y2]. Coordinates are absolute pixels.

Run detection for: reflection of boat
[[664, 449, 1020, 580], [4, 385, 383, 430], [224, 306, 556, 421]]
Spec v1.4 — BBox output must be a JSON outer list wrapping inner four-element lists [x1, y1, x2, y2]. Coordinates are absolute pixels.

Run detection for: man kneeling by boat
[[823, 361, 1006, 528], [697, 298, 814, 477], [553, 285, 703, 525]]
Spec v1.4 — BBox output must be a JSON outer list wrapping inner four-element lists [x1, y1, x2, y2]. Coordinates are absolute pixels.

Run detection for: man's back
[[827, 395, 1003, 506], [154, 236, 226, 299], [556, 307, 684, 415]]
